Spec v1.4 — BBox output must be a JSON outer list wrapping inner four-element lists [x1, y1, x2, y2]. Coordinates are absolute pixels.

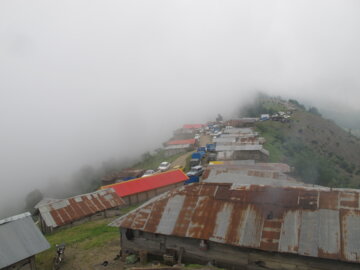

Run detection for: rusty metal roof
[[110, 183, 360, 264], [166, 139, 196, 145], [203, 163, 292, 180], [223, 128, 254, 134], [206, 161, 291, 173], [39, 188, 126, 229]]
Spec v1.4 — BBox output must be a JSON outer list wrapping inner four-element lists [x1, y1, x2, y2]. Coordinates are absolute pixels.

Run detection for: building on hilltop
[[0, 212, 50, 270], [215, 144, 269, 161], [110, 182, 360, 270], [163, 138, 197, 157], [225, 118, 258, 127], [202, 161, 300, 187]]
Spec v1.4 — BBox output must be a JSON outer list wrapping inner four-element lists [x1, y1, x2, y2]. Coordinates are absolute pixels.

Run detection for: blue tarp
[[184, 176, 199, 185]]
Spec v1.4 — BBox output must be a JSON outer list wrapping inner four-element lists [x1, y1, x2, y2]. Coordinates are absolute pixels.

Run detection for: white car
[[141, 170, 155, 177], [158, 162, 171, 172], [194, 134, 200, 140]]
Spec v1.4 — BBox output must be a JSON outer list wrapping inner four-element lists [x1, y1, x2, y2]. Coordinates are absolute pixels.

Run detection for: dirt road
[[199, 135, 212, 146], [171, 151, 194, 168], [170, 135, 212, 169]]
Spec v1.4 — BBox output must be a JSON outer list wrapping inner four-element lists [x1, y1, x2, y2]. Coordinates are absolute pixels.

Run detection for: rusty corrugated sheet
[[39, 188, 126, 229], [110, 183, 360, 264], [202, 162, 293, 181]]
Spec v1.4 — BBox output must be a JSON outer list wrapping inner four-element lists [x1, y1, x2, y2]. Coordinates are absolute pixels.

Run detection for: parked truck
[[190, 151, 206, 167], [206, 143, 216, 152]]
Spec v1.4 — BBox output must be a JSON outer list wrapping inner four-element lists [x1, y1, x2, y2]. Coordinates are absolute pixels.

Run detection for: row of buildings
[[108, 120, 360, 269], [214, 127, 269, 162], [0, 124, 203, 269]]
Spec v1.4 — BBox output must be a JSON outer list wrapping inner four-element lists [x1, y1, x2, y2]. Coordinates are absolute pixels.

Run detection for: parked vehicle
[[141, 170, 156, 177], [53, 243, 66, 270], [158, 162, 171, 172], [187, 165, 204, 177], [207, 152, 217, 162], [184, 175, 200, 185], [190, 152, 205, 167], [197, 147, 206, 152], [206, 143, 216, 152], [194, 134, 200, 140]]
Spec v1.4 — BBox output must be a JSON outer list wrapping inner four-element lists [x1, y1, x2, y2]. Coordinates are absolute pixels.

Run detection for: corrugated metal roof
[[34, 197, 61, 209], [215, 144, 269, 154], [110, 183, 360, 264], [0, 212, 50, 268], [166, 139, 196, 145], [101, 169, 189, 197], [213, 137, 237, 143], [207, 161, 290, 173], [39, 188, 126, 229], [164, 144, 191, 150], [220, 133, 259, 138], [208, 160, 256, 166], [204, 173, 311, 188], [223, 128, 254, 134], [183, 124, 204, 129]]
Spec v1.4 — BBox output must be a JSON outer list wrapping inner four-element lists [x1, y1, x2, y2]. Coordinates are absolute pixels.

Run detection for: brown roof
[[110, 182, 360, 264], [39, 188, 126, 228]]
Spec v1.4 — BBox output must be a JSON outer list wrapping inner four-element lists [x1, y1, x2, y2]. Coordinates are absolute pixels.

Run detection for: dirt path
[[199, 135, 212, 146], [171, 151, 194, 168], [170, 135, 212, 169]]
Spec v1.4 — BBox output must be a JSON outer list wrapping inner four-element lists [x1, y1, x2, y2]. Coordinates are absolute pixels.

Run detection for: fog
[[1, 0, 360, 218]]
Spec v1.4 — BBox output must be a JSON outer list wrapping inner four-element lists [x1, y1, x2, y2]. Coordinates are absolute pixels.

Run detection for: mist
[[1, 0, 360, 218]]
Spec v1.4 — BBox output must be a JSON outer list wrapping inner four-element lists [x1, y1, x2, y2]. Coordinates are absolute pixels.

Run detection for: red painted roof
[[166, 139, 196, 145], [183, 124, 204, 129], [101, 169, 189, 197]]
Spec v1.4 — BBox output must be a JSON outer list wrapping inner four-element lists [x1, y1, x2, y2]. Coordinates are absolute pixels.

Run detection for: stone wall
[[120, 230, 359, 270]]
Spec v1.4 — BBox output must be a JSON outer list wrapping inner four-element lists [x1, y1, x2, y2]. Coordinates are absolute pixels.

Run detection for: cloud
[[0, 0, 359, 217]]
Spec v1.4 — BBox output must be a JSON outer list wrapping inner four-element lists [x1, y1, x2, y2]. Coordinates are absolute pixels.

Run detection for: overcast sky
[[1, 0, 360, 217]]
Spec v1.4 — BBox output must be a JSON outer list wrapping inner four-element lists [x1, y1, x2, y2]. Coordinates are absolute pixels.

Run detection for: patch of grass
[[36, 205, 139, 269], [36, 218, 119, 269], [133, 150, 187, 170], [184, 154, 192, 172], [256, 121, 340, 187]]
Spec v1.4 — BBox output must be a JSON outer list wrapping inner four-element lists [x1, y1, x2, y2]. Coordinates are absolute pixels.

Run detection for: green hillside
[[249, 98, 360, 188]]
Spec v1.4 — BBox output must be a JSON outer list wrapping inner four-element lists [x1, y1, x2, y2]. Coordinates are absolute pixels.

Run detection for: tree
[[216, 113, 223, 122], [25, 189, 43, 213], [308, 106, 322, 116]]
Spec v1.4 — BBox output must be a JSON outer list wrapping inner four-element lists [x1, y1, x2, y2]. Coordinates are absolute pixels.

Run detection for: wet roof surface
[[39, 188, 125, 228], [110, 182, 360, 264]]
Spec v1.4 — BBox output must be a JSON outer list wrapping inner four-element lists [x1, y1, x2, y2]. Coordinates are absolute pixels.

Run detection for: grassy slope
[[36, 205, 139, 270], [132, 150, 189, 171], [256, 110, 360, 188]]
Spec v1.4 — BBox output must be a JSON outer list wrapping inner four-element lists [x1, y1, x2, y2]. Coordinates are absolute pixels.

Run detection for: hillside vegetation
[[247, 97, 360, 188]]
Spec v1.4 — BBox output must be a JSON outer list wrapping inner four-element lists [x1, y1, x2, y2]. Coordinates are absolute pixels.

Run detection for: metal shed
[[110, 183, 360, 268], [38, 188, 126, 233], [0, 212, 50, 269]]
